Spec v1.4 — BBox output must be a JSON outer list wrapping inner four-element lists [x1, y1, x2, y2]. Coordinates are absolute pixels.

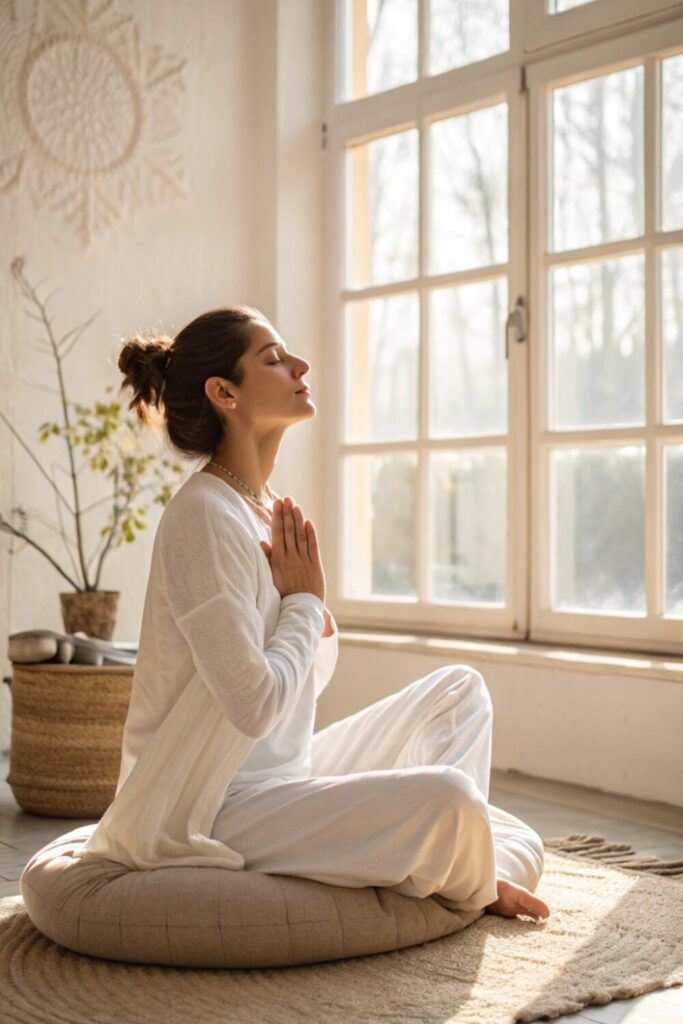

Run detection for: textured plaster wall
[[0, 0, 327, 753]]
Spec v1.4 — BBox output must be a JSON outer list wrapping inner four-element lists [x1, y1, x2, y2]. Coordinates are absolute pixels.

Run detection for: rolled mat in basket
[[7, 663, 133, 818]]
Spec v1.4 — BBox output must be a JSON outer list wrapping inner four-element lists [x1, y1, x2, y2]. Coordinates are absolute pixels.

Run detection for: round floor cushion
[[19, 825, 484, 968]]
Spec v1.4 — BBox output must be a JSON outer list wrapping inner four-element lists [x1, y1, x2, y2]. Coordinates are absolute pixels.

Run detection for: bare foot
[[484, 878, 550, 922]]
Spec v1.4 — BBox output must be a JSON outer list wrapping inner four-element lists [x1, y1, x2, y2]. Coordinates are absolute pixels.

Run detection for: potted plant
[[0, 257, 184, 640]]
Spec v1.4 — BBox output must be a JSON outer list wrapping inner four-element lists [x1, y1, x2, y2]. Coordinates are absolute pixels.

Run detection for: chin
[[285, 392, 317, 424], [298, 398, 317, 418]]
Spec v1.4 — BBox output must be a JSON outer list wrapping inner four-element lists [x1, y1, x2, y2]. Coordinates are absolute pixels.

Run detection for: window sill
[[336, 629, 683, 684]]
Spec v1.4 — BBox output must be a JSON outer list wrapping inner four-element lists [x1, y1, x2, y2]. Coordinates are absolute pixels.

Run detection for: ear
[[205, 377, 236, 407]]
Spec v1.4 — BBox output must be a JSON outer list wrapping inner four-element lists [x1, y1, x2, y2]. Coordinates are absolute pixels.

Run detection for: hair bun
[[118, 333, 173, 425]]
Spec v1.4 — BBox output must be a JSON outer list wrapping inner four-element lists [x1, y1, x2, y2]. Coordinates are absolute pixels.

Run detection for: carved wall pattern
[[0, 0, 188, 247]]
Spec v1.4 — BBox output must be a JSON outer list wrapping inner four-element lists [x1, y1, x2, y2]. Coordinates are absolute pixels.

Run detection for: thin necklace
[[207, 460, 273, 512]]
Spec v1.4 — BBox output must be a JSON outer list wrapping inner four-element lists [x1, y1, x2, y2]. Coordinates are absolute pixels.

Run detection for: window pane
[[429, 103, 508, 274], [664, 445, 683, 616], [662, 247, 683, 423], [348, 130, 419, 287], [429, 278, 508, 438], [549, 254, 645, 430], [552, 67, 643, 252], [662, 54, 683, 232], [550, 0, 596, 11], [342, 453, 418, 598], [551, 446, 645, 613], [346, 0, 417, 99], [345, 293, 419, 442], [430, 449, 506, 604], [428, 0, 509, 77]]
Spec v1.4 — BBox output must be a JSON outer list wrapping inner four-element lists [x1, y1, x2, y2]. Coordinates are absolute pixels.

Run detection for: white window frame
[[528, 17, 683, 655], [526, 0, 683, 53], [322, 0, 683, 655], [323, 10, 530, 641]]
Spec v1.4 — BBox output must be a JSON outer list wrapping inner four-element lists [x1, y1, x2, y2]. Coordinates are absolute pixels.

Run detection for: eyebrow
[[256, 341, 284, 355]]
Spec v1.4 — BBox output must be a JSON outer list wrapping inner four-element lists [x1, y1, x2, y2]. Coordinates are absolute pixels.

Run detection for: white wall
[[0, 0, 327, 752]]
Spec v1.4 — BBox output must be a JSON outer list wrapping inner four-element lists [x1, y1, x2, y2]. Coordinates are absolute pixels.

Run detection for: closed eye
[[268, 359, 283, 365]]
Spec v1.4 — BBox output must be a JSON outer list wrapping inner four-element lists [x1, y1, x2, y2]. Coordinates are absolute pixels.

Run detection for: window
[[528, 22, 683, 652], [325, 0, 683, 655]]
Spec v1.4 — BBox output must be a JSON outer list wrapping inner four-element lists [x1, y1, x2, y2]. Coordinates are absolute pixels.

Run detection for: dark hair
[[117, 305, 266, 458]]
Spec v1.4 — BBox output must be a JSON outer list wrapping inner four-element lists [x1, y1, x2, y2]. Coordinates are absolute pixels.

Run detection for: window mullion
[[528, 71, 549, 638], [508, 67, 530, 635], [418, 0, 427, 80], [418, 107, 429, 604], [644, 56, 658, 240], [645, 56, 660, 620]]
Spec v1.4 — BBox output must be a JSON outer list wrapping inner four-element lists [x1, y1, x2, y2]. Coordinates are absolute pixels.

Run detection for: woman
[[87, 305, 549, 922]]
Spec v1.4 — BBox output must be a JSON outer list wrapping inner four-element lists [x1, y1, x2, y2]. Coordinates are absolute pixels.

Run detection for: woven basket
[[7, 663, 133, 818]]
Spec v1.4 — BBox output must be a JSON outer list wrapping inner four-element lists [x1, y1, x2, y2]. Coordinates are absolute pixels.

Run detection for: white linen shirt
[[74, 470, 339, 871]]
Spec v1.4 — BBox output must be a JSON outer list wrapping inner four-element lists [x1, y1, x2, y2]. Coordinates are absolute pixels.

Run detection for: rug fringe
[[542, 833, 683, 876]]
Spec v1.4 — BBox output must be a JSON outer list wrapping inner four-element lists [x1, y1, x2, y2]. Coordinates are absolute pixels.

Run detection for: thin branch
[[51, 460, 82, 581], [12, 259, 97, 589], [0, 515, 82, 590], [93, 466, 126, 589], [86, 528, 112, 572], [0, 410, 74, 515], [79, 478, 157, 517], [41, 287, 63, 306], [23, 309, 49, 325], [18, 378, 62, 396], [9, 505, 82, 544], [29, 275, 50, 294], [58, 311, 101, 359]]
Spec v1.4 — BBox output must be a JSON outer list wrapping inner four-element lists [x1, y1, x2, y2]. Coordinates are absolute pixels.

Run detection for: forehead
[[248, 320, 285, 355]]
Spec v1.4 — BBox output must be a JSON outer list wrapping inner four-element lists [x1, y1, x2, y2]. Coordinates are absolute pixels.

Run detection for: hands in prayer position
[[259, 496, 328, 628]]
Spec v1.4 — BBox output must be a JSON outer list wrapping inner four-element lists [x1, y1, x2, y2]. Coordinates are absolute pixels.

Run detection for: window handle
[[505, 296, 527, 360]]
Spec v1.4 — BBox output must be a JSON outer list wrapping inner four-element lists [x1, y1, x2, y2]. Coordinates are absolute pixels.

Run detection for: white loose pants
[[211, 665, 544, 913]]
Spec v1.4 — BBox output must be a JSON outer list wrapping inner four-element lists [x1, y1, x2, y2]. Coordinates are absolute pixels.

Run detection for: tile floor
[[1, 755, 682, 1023]]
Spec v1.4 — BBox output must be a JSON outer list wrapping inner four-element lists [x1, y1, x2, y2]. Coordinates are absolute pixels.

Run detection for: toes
[[520, 892, 550, 919]]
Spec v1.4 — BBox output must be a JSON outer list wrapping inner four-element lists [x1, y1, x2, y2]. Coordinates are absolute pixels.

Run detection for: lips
[[295, 386, 310, 394]]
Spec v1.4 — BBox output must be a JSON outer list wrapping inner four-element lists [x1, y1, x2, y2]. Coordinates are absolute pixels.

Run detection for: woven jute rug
[[1, 833, 682, 1024]]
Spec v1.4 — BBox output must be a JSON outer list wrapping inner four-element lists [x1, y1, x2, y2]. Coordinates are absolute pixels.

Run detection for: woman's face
[[224, 320, 316, 426]]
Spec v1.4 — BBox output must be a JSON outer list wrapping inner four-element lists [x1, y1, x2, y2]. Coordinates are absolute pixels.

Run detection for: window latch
[[505, 296, 527, 360]]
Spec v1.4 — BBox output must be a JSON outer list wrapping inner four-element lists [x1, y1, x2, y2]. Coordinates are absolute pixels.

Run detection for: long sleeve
[[158, 495, 325, 740]]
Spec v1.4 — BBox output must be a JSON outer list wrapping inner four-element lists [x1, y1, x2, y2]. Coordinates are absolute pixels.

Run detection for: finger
[[292, 504, 306, 555], [305, 519, 318, 561], [271, 498, 284, 553], [283, 496, 295, 553]]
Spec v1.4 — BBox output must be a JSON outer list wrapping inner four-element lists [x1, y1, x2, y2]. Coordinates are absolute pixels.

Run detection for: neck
[[209, 424, 286, 500]]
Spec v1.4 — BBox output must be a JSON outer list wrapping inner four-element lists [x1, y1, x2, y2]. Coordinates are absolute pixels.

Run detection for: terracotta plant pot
[[59, 590, 120, 640]]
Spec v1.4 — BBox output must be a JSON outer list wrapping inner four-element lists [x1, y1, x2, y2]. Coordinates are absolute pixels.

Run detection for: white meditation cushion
[[20, 824, 484, 968]]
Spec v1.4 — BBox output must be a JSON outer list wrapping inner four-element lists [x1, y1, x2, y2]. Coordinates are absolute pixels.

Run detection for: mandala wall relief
[[0, 0, 189, 247]]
